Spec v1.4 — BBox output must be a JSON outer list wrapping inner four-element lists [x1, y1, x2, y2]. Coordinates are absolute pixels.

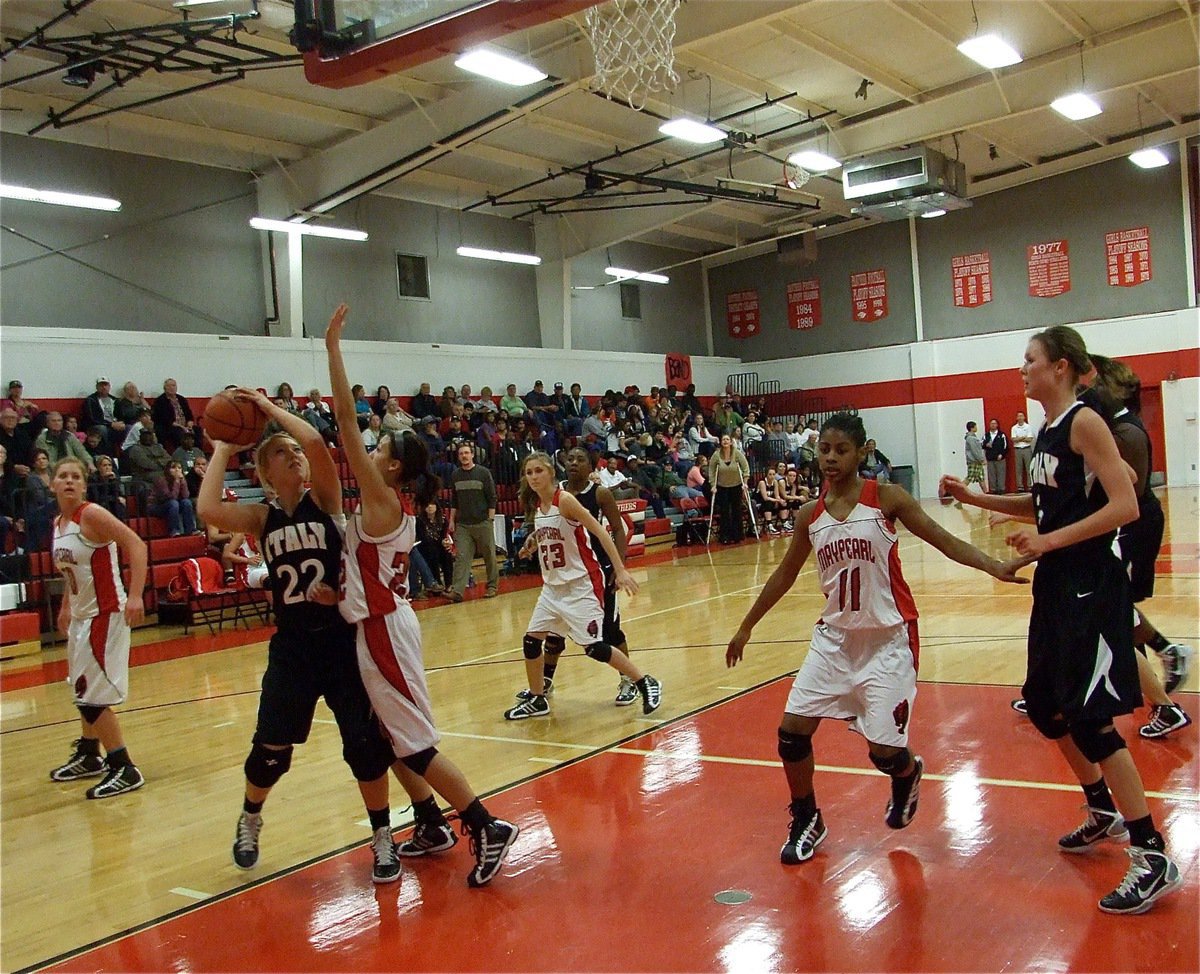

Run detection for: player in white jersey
[[326, 303, 518, 887], [504, 451, 662, 720], [47, 457, 149, 799], [727, 413, 1025, 865]]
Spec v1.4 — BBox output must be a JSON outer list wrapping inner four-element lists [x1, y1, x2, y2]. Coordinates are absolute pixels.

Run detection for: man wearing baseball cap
[[84, 376, 126, 450]]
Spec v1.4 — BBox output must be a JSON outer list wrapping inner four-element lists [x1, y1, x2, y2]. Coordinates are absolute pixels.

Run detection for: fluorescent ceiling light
[[787, 150, 840, 172], [957, 34, 1023, 69], [250, 217, 367, 241], [658, 118, 726, 144], [454, 48, 547, 86], [456, 245, 541, 265], [0, 183, 121, 211], [1128, 147, 1169, 169], [1050, 92, 1102, 120], [605, 266, 669, 285], [920, 209, 947, 219]]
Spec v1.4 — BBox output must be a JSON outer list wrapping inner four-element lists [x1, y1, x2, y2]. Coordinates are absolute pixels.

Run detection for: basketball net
[[584, 0, 680, 112]]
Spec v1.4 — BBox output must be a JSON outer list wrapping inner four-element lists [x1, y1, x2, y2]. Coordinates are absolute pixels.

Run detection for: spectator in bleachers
[[742, 410, 766, 460], [417, 419, 453, 482], [381, 398, 415, 433], [82, 376, 127, 450], [622, 455, 667, 518], [114, 381, 150, 427], [859, 438, 893, 483], [122, 407, 156, 454], [580, 408, 609, 447], [172, 429, 206, 475], [785, 421, 805, 467], [476, 408, 499, 459], [65, 416, 86, 442], [457, 384, 482, 412], [83, 425, 118, 471], [499, 383, 527, 421], [6, 380, 41, 425], [185, 453, 208, 499], [147, 460, 198, 537], [274, 383, 301, 414], [562, 382, 589, 436], [437, 385, 458, 420], [763, 420, 790, 466], [0, 445, 13, 552], [410, 382, 439, 424], [782, 466, 810, 515], [126, 427, 172, 508], [799, 418, 820, 486], [35, 412, 95, 473], [303, 389, 338, 439], [679, 384, 702, 417], [372, 385, 392, 420], [448, 443, 498, 602], [709, 435, 750, 545], [416, 500, 453, 593], [152, 378, 196, 452], [1, 408, 34, 478], [362, 413, 383, 451], [688, 413, 719, 459], [475, 386, 496, 418], [524, 380, 556, 433], [711, 397, 742, 436], [16, 447, 55, 550], [686, 454, 709, 500], [87, 455, 127, 522], [350, 384, 373, 431]]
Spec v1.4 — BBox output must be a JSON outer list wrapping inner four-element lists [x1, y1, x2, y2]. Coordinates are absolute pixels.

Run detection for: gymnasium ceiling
[[1, 0, 1197, 266]]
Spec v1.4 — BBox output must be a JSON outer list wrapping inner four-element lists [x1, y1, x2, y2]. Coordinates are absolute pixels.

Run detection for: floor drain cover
[[714, 889, 752, 905]]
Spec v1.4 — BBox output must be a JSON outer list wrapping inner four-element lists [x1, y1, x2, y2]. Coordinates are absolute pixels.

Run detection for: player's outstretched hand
[[938, 474, 971, 504], [614, 567, 639, 596], [232, 387, 273, 412], [726, 628, 749, 668], [324, 303, 349, 344], [988, 511, 1014, 528], [990, 556, 1032, 584]]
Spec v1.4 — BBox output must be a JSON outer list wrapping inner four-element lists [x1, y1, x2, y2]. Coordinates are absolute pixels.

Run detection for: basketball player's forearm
[[964, 492, 1033, 516]]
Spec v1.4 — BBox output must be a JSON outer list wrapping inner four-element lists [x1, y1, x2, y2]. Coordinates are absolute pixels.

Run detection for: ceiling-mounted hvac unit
[[842, 146, 972, 221]]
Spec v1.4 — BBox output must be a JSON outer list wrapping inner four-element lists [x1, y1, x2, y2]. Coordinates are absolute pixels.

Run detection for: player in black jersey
[[943, 326, 1181, 915], [515, 447, 639, 707], [198, 391, 445, 885]]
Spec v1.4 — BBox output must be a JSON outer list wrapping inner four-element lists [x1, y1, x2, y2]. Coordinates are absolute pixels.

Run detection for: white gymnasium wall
[[748, 307, 1199, 495], [0, 326, 740, 402]]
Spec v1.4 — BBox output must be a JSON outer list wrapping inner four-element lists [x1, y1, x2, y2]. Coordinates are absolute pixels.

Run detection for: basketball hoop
[[584, 0, 680, 112], [782, 160, 811, 191]]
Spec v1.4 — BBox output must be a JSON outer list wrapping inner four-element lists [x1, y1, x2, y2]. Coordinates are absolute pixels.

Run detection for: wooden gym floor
[[2, 490, 1197, 973]]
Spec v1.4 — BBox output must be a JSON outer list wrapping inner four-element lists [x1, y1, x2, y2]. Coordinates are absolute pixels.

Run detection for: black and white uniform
[[1025, 402, 1139, 724], [1110, 409, 1164, 604], [565, 480, 625, 646], [254, 492, 392, 779]]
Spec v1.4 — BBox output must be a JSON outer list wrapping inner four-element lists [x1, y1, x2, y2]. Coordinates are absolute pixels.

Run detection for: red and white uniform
[[527, 489, 607, 646], [233, 535, 268, 590], [339, 507, 438, 757], [785, 480, 920, 746], [53, 503, 130, 707]]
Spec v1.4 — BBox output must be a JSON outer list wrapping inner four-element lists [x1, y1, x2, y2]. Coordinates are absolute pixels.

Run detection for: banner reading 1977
[[1027, 239, 1070, 298]]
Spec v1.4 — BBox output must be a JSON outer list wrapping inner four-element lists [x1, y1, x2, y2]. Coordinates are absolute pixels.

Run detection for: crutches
[[706, 489, 717, 547], [739, 469, 760, 539]]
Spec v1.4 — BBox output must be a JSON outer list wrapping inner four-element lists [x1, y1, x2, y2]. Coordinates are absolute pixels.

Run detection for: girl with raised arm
[[325, 304, 518, 887]]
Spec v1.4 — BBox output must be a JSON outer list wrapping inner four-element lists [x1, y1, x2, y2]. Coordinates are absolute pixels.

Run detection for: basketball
[[203, 391, 266, 447]]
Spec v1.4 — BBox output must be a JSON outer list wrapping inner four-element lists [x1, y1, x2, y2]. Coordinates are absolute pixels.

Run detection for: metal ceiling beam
[[673, 50, 831, 119], [768, 19, 923, 103]]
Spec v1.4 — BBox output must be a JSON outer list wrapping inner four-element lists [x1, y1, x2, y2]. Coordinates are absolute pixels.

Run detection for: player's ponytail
[[390, 430, 441, 507]]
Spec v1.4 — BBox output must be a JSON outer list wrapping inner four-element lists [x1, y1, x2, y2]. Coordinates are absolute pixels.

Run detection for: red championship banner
[[951, 251, 993, 308], [786, 278, 822, 330], [1027, 239, 1071, 297], [726, 290, 760, 338], [850, 268, 888, 321], [664, 353, 692, 391], [1105, 226, 1151, 287]]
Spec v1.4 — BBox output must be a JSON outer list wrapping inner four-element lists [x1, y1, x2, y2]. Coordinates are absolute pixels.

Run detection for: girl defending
[[325, 304, 518, 887], [505, 451, 662, 720], [727, 413, 1025, 865], [941, 326, 1181, 915], [48, 457, 148, 799]]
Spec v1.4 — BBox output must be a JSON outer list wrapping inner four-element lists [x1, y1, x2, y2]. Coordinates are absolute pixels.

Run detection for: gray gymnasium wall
[[0, 133, 266, 335], [707, 220, 917, 360], [301, 194, 542, 346], [569, 242, 708, 355], [916, 155, 1187, 340]]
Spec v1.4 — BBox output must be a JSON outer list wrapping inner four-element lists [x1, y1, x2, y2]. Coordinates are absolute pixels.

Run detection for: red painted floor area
[[44, 683, 1198, 974]]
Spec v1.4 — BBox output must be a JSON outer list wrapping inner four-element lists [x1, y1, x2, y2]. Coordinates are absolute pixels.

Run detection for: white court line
[[527, 757, 560, 764], [608, 747, 1196, 802], [440, 729, 599, 751], [312, 718, 336, 725], [717, 686, 749, 691], [168, 887, 212, 901], [211, 721, 235, 728]]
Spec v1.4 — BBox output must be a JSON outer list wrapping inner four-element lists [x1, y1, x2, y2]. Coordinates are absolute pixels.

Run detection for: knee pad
[[1070, 721, 1126, 764], [399, 746, 437, 777], [1026, 707, 1070, 741], [244, 743, 293, 789], [523, 634, 544, 660], [777, 729, 812, 763], [544, 634, 566, 657], [584, 641, 613, 664], [869, 747, 912, 777], [344, 729, 395, 782], [77, 704, 106, 725]]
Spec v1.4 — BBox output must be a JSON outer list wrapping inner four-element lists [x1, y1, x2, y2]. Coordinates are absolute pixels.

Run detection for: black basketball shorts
[[1119, 500, 1165, 604]]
